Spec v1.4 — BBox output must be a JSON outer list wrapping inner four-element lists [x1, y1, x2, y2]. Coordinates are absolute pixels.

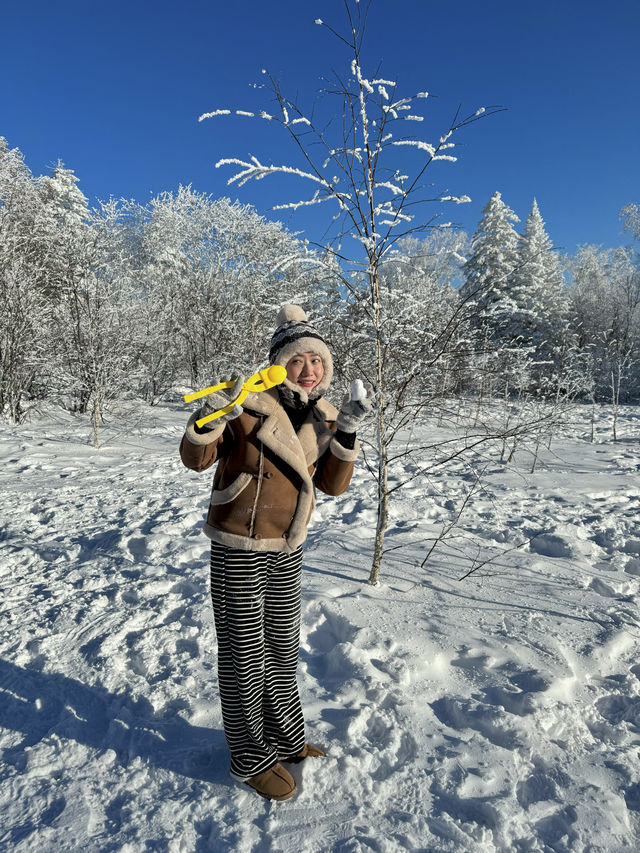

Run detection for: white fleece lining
[[184, 411, 226, 446], [271, 337, 333, 396], [210, 471, 253, 505], [196, 388, 357, 553], [329, 435, 361, 462]]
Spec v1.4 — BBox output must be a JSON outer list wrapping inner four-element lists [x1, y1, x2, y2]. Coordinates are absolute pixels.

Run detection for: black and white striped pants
[[209, 541, 306, 779]]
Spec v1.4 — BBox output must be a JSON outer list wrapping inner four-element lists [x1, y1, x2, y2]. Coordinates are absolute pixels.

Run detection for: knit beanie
[[269, 304, 333, 401]]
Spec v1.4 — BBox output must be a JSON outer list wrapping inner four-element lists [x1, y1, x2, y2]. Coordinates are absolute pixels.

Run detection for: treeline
[[1, 136, 639, 434]]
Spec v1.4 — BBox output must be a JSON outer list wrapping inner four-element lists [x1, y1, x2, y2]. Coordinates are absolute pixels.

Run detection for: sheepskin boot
[[244, 763, 296, 801], [284, 743, 326, 764]]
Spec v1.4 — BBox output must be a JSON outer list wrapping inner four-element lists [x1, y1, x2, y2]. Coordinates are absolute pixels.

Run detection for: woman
[[179, 304, 369, 801]]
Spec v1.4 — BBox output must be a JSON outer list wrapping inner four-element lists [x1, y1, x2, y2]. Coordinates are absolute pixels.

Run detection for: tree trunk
[[500, 381, 510, 461], [611, 367, 619, 442], [531, 426, 542, 473], [368, 260, 389, 586], [369, 444, 388, 586], [92, 394, 101, 449]]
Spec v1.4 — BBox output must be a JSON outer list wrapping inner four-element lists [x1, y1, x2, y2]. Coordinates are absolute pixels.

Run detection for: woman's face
[[286, 352, 324, 392]]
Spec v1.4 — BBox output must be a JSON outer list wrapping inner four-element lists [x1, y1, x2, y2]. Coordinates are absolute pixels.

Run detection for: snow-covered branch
[[215, 157, 328, 189]]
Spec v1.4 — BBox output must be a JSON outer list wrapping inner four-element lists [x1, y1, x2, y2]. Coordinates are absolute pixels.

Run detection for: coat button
[[282, 533, 288, 539], [253, 533, 262, 540], [264, 471, 274, 479]]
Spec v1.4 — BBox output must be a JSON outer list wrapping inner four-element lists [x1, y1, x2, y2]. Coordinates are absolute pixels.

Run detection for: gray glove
[[198, 375, 245, 430], [336, 382, 372, 433]]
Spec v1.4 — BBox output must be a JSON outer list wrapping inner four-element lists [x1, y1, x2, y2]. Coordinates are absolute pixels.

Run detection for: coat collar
[[244, 388, 336, 476]]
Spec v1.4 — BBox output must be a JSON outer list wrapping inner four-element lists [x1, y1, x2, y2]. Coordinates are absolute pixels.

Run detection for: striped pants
[[209, 541, 306, 779]]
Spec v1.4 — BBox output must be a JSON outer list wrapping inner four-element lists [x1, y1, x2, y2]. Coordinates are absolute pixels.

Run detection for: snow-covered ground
[[1, 401, 639, 852]]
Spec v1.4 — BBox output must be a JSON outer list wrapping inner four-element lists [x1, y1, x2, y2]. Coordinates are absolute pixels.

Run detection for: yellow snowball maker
[[184, 365, 288, 428]]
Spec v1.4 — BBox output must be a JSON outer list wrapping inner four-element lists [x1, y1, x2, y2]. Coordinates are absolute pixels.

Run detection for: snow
[[2, 402, 640, 851], [391, 140, 436, 157]]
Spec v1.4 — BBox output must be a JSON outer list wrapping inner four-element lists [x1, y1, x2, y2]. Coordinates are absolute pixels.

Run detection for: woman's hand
[[198, 375, 245, 428], [336, 380, 372, 433]]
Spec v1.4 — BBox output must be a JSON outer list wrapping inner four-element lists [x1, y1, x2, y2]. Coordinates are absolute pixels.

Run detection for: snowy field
[[1, 401, 640, 852]]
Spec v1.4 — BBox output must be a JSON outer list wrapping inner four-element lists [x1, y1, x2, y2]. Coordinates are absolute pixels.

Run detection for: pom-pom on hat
[[269, 304, 333, 400]]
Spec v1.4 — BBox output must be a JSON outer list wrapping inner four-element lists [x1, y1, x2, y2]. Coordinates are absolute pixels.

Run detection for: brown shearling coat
[[179, 387, 359, 553]]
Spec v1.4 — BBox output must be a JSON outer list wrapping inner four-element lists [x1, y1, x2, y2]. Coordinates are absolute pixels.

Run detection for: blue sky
[[1, 0, 638, 255]]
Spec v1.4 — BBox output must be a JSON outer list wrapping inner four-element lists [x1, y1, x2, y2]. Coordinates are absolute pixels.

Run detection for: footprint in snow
[[430, 696, 522, 749], [624, 558, 640, 577], [429, 766, 501, 832], [345, 703, 419, 782], [529, 533, 573, 559], [535, 806, 579, 849], [594, 694, 640, 727], [125, 536, 149, 559], [588, 577, 620, 598], [516, 755, 570, 809], [624, 782, 640, 812], [451, 650, 550, 717]]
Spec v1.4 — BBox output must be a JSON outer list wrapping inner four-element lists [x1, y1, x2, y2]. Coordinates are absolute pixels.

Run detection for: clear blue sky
[[2, 0, 638, 255]]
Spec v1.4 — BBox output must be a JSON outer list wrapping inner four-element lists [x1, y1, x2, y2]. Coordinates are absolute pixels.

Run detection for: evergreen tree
[[460, 191, 520, 338], [459, 192, 521, 400], [620, 202, 640, 244], [509, 199, 569, 382], [39, 161, 89, 226]]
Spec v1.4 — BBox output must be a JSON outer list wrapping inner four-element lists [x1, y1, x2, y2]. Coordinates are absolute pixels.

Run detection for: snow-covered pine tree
[[39, 161, 89, 227], [459, 191, 520, 406], [508, 199, 569, 390], [36, 161, 91, 299], [621, 202, 640, 244], [461, 192, 519, 324]]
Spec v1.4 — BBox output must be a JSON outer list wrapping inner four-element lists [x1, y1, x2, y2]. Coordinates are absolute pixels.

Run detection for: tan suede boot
[[244, 762, 296, 801], [284, 743, 326, 764]]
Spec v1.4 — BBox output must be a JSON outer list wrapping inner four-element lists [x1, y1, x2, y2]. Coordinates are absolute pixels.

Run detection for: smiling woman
[[179, 303, 371, 802], [285, 353, 325, 393]]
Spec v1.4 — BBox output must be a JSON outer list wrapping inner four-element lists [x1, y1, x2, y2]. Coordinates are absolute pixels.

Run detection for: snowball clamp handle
[[184, 365, 288, 428]]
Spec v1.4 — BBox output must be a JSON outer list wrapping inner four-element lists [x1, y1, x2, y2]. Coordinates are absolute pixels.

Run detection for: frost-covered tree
[[621, 203, 640, 244], [39, 161, 89, 226], [0, 138, 56, 420], [460, 191, 520, 330], [134, 186, 315, 394], [34, 161, 91, 301], [568, 244, 640, 427], [374, 229, 471, 398], [202, 1, 502, 584], [459, 191, 521, 404], [44, 199, 141, 445], [508, 199, 570, 387]]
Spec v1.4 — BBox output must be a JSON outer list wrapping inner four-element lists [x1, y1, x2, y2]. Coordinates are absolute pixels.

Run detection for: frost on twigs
[[198, 109, 231, 121], [272, 190, 337, 212], [215, 157, 327, 189], [374, 182, 404, 196], [391, 139, 437, 157], [201, 0, 503, 586]]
